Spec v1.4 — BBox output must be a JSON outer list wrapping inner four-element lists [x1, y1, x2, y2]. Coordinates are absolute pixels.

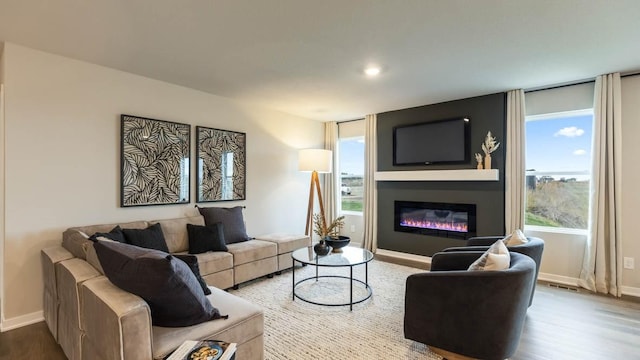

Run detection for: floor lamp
[[299, 149, 333, 237]]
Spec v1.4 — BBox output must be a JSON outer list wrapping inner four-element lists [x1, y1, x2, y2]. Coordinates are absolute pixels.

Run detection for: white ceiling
[[1, 0, 639, 121]]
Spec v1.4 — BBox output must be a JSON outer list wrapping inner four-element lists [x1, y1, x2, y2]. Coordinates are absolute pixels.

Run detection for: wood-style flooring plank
[[512, 284, 640, 360], [0, 321, 65, 360]]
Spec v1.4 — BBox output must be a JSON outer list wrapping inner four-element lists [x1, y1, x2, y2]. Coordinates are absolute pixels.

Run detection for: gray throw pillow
[[89, 225, 126, 243], [187, 223, 228, 254], [197, 206, 251, 244], [93, 241, 222, 327], [173, 254, 212, 296], [122, 223, 170, 252]]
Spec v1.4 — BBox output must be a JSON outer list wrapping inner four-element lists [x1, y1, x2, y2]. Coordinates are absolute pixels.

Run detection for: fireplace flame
[[400, 219, 468, 233]]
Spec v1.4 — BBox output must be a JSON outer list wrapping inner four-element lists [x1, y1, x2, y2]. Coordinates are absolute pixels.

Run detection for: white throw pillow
[[503, 229, 528, 246], [468, 240, 511, 271]]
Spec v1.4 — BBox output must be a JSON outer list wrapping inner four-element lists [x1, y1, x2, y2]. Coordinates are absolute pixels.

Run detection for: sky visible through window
[[526, 113, 593, 174], [339, 138, 365, 175]]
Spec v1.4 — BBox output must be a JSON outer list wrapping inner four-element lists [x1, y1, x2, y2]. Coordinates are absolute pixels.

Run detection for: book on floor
[[166, 339, 236, 360]]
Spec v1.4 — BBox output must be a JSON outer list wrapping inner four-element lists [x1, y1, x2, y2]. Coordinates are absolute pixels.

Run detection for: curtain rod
[[337, 118, 365, 124], [525, 70, 640, 94], [525, 78, 595, 94]]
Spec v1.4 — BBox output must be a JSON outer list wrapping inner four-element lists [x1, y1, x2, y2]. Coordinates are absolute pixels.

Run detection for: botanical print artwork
[[121, 115, 190, 206], [196, 126, 246, 202]]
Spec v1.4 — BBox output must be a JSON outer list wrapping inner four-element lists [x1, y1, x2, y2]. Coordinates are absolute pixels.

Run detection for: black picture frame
[[196, 126, 246, 202], [120, 114, 190, 207]]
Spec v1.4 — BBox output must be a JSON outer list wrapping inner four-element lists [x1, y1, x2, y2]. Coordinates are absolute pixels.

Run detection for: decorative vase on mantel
[[484, 154, 492, 170], [313, 239, 331, 256]]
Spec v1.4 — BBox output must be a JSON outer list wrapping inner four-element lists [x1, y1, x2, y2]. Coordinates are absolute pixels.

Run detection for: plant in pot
[[313, 213, 348, 254]]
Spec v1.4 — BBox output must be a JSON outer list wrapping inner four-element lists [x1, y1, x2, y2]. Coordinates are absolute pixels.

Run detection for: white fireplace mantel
[[374, 169, 499, 182]]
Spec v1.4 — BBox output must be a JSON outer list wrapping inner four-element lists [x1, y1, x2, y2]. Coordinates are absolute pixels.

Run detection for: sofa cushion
[[468, 240, 511, 271], [122, 223, 170, 253], [173, 254, 212, 295], [187, 223, 228, 254], [197, 206, 251, 244], [177, 251, 233, 276], [151, 286, 263, 359], [152, 215, 205, 253], [255, 233, 310, 254], [93, 241, 221, 327], [226, 240, 277, 266], [89, 226, 126, 243]]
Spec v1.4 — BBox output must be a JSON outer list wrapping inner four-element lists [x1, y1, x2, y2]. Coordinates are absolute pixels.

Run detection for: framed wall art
[[120, 114, 190, 207], [196, 126, 246, 202]]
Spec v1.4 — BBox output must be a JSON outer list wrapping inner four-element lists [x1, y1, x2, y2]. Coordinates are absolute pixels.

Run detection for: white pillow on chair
[[468, 240, 511, 271], [503, 229, 528, 246]]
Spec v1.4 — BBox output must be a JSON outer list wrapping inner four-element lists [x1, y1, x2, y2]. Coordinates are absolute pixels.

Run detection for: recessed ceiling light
[[364, 66, 381, 76]]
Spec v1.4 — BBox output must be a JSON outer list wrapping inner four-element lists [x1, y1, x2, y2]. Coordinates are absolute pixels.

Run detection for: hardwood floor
[[0, 283, 638, 359], [0, 321, 65, 360], [513, 283, 640, 360]]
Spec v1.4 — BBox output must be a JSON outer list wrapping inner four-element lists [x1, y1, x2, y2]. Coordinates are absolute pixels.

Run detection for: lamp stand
[[305, 170, 327, 237]]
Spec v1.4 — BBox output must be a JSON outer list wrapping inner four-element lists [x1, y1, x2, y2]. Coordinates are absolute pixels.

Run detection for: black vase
[[313, 240, 331, 256], [324, 236, 351, 253]]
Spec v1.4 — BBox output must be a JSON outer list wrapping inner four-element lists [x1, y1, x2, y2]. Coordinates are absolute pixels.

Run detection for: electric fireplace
[[394, 201, 476, 239]]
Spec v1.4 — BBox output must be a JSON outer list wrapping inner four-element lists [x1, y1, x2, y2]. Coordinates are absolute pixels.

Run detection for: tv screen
[[393, 118, 470, 165]]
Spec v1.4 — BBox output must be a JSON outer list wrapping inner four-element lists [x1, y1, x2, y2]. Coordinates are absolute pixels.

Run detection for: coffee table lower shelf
[[291, 246, 374, 311], [292, 275, 372, 310]]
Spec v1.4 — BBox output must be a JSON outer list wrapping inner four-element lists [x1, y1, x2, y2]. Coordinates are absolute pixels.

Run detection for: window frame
[[523, 108, 594, 234], [337, 135, 365, 216]]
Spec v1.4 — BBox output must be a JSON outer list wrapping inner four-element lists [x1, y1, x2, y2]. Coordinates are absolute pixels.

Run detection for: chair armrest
[[466, 236, 504, 246], [430, 251, 484, 271], [442, 246, 490, 253]]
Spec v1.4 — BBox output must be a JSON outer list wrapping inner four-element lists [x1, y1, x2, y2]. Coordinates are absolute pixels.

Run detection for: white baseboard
[[539, 272, 640, 298], [375, 248, 432, 264], [621, 286, 640, 298], [538, 272, 580, 287], [1, 310, 44, 332]]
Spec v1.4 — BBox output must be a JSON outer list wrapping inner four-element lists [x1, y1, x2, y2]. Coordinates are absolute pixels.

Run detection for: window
[[524, 109, 593, 231], [338, 136, 364, 213]]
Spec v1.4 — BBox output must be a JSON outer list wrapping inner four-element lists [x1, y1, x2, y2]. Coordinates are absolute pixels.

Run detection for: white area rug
[[231, 259, 442, 360]]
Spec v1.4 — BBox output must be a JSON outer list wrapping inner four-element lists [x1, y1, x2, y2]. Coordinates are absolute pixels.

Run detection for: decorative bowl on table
[[323, 236, 350, 253]]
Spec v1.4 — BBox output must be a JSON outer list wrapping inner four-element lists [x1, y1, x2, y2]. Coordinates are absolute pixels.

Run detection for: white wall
[[621, 74, 640, 292], [0, 43, 323, 325]]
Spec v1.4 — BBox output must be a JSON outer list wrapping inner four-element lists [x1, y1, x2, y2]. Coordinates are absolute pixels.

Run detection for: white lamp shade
[[298, 149, 332, 173]]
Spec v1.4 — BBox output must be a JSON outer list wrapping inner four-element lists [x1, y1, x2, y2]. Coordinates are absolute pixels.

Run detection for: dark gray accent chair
[[444, 236, 544, 306], [404, 251, 536, 360]]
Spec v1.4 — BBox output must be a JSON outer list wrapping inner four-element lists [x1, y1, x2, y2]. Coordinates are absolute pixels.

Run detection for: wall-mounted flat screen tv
[[393, 117, 470, 165]]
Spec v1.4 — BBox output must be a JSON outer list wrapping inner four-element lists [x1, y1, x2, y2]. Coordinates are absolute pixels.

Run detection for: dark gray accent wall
[[377, 93, 506, 256]]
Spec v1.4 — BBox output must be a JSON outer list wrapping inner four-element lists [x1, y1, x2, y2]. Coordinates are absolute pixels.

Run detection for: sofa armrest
[[81, 277, 153, 360]]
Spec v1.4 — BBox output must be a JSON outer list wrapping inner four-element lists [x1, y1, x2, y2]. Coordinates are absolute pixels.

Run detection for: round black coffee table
[[291, 246, 374, 311]]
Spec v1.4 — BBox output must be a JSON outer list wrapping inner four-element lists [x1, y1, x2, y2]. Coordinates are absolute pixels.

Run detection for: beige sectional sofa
[[41, 214, 310, 360]]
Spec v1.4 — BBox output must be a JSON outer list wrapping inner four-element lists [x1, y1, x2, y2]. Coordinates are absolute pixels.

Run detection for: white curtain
[[579, 73, 623, 297], [363, 114, 378, 252], [323, 121, 339, 223], [505, 89, 526, 233]]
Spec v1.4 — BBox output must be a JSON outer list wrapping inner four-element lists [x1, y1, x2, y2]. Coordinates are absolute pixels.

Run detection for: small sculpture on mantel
[[475, 153, 484, 170], [481, 131, 500, 169]]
